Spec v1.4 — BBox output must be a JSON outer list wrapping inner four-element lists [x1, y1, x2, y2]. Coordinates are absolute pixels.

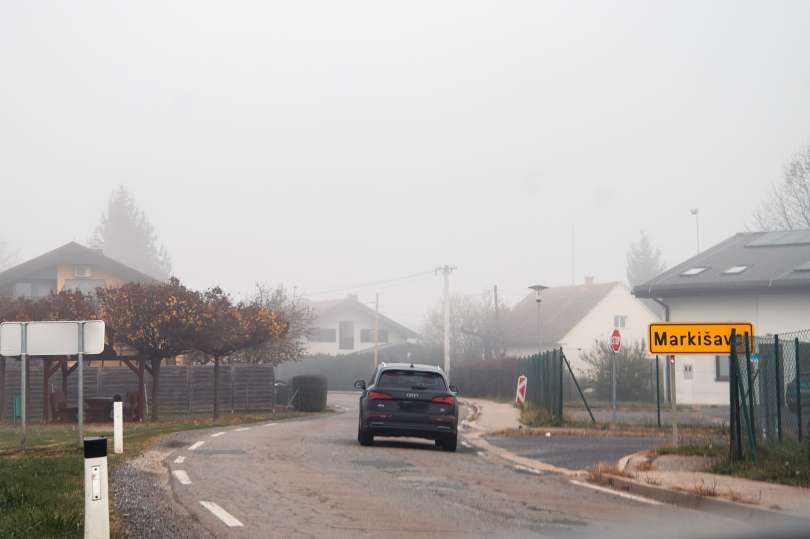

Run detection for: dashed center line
[[264, 422, 277, 427], [461, 440, 472, 449], [211, 432, 226, 438], [173, 456, 185, 464], [200, 501, 244, 527], [476, 451, 486, 457], [172, 470, 192, 485], [235, 427, 250, 432], [189, 441, 205, 451]]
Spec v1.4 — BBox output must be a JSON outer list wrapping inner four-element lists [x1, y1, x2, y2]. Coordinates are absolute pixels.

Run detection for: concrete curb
[[603, 474, 810, 527]]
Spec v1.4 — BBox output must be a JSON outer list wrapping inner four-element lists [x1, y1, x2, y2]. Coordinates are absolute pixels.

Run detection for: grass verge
[[0, 409, 314, 538], [711, 439, 810, 488]]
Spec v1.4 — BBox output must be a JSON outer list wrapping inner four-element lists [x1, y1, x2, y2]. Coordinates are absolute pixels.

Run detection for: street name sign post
[[647, 321, 755, 448], [0, 320, 105, 449]]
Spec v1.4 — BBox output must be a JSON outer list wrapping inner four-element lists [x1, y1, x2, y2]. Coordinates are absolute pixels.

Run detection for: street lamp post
[[528, 285, 548, 355], [690, 208, 700, 254]]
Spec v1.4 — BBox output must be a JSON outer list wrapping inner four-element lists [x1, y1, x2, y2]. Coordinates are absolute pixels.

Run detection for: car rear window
[[378, 370, 446, 390]]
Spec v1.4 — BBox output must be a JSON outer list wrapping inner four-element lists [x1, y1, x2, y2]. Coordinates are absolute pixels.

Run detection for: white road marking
[[569, 480, 662, 506], [174, 456, 185, 464], [264, 422, 277, 427], [172, 470, 192, 485], [189, 441, 205, 451], [461, 440, 472, 449], [477, 451, 486, 457], [211, 431, 226, 438], [514, 465, 542, 475], [235, 427, 250, 432], [199, 501, 244, 527]]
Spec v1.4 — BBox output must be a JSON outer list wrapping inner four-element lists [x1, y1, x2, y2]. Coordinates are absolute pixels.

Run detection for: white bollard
[[84, 437, 110, 539], [113, 399, 123, 455]]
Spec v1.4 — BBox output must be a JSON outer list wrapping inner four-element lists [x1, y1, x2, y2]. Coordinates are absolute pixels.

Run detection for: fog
[[1, 1, 809, 328]]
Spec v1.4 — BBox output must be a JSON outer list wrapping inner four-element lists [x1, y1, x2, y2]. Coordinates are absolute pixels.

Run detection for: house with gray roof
[[633, 230, 810, 405], [504, 278, 660, 375], [305, 294, 419, 356]]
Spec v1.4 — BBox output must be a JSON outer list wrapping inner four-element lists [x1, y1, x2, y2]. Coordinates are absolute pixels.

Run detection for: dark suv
[[354, 363, 459, 451]]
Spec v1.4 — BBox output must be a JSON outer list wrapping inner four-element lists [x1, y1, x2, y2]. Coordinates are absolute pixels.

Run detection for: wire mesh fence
[[731, 329, 809, 462]]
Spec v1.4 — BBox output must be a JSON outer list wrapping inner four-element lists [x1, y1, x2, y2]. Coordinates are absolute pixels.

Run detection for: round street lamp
[[528, 285, 548, 355]]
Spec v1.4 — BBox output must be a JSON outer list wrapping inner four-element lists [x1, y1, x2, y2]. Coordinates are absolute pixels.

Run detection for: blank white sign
[[0, 321, 106, 356]]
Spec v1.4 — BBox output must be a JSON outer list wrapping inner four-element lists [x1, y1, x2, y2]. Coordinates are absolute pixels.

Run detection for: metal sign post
[[78, 321, 85, 447], [20, 323, 27, 450], [610, 329, 621, 423]]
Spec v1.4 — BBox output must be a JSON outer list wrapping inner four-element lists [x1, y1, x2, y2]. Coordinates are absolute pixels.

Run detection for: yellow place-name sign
[[648, 322, 755, 355]]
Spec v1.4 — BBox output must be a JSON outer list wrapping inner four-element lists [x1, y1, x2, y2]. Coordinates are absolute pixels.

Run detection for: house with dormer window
[[634, 230, 810, 404]]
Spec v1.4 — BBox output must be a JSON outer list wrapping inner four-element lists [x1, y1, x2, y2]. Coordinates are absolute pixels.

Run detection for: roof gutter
[[652, 297, 670, 323]]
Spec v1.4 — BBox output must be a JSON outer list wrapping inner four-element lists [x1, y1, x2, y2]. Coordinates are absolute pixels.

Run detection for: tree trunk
[[213, 356, 220, 419], [150, 357, 162, 421], [0, 357, 5, 423]]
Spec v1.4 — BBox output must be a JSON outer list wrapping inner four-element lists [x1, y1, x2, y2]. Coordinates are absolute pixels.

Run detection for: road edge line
[[199, 501, 244, 528]]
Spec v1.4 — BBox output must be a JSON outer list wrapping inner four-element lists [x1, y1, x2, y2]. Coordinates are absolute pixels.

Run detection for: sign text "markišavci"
[[648, 322, 754, 355]]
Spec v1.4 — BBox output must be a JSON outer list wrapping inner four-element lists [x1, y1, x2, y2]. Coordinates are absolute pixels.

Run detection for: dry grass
[[691, 479, 719, 497], [588, 461, 630, 485], [641, 474, 662, 486], [727, 488, 762, 505]]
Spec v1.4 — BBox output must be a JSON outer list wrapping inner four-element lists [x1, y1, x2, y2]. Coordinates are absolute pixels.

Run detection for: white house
[[305, 294, 419, 356], [633, 230, 810, 405], [504, 278, 661, 375]]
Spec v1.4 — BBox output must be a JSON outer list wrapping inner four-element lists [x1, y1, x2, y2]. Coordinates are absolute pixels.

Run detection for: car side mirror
[[449, 384, 459, 394], [354, 379, 366, 390]]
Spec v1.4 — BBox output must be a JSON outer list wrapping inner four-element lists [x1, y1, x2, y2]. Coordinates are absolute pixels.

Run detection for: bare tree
[[753, 145, 810, 230], [422, 289, 506, 362], [626, 230, 666, 287], [231, 283, 315, 365]]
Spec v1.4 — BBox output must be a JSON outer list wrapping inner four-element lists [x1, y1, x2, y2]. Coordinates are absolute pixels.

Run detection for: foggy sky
[[2, 1, 810, 329]]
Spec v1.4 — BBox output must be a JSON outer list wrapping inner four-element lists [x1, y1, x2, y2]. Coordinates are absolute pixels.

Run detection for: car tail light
[[431, 395, 455, 406], [430, 416, 455, 422], [367, 412, 392, 419], [367, 391, 393, 400]]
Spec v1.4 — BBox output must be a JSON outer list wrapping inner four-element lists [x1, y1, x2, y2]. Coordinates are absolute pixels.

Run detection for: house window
[[74, 265, 93, 278], [613, 315, 627, 329], [715, 356, 730, 381], [13, 282, 32, 298], [360, 328, 389, 343], [64, 279, 106, 295], [308, 328, 337, 343], [339, 321, 355, 350], [722, 265, 749, 275], [680, 266, 708, 276]]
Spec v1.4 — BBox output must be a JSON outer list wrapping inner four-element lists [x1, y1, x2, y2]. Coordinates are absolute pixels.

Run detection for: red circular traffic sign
[[610, 329, 622, 353]]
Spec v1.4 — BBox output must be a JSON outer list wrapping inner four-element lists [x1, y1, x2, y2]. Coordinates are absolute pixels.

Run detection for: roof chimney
[[584, 276, 595, 286]]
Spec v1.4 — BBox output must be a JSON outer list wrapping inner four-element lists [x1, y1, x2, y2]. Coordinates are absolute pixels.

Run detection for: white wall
[[560, 284, 660, 375], [666, 292, 810, 405], [305, 304, 408, 356]]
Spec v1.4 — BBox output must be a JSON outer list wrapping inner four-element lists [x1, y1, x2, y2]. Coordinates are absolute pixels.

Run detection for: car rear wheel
[[439, 436, 457, 452], [358, 418, 373, 446]]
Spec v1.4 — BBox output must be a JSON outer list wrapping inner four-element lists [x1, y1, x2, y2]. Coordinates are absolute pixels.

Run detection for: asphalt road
[[487, 435, 664, 471], [157, 393, 772, 539]]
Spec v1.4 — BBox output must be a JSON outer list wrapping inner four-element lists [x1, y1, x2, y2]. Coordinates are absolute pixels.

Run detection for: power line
[[304, 269, 435, 297]]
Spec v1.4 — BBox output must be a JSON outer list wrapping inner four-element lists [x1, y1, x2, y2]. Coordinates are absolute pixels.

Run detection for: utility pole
[[493, 285, 500, 360], [436, 265, 457, 377], [373, 293, 380, 368]]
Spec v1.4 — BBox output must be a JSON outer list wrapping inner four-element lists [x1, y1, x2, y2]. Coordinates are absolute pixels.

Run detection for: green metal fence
[[525, 348, 594, 424], [729, 329, 808, 462]]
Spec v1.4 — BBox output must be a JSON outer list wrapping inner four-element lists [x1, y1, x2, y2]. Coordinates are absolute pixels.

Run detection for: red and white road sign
[[515, 375, 527, 408], [610, 329, 622, 353]]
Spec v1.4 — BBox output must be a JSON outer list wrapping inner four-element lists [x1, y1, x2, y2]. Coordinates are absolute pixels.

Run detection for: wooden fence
[[1, 361, 275, 422]]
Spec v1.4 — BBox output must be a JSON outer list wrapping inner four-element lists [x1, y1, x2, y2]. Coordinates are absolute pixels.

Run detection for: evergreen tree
[[89, 186, 172, 279], [626, 230, 665, 287]]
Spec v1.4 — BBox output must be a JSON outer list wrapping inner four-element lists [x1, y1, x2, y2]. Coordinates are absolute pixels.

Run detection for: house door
[[339, 321, 355, 350]]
